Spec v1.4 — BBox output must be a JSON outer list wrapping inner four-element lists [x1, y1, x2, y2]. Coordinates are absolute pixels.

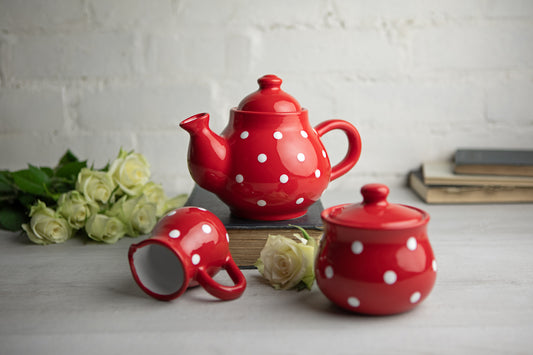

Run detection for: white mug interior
[[132, 243, 185, 296]]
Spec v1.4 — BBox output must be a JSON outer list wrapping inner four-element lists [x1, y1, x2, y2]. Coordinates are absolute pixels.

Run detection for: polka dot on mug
[[280, 174, 289, 183], [191, 254, 201, 265], [257, 200, 267, 207], [315, 169, 321, 178], [347, 297, 360, 308], [300, 130, 308, 138], [167, 210, 176, 217], [273, 131, 283, 139], [235, 174, 244, 183], [410, 291, 421, 304], [297, 153, 305, 162], [325, 265, 334, 279], [258, 154, 267, 163], [168, 229, 180, 239], [240, 131, 249, 139], [202, 224, 212, 234], [296, 197, 304, 205]]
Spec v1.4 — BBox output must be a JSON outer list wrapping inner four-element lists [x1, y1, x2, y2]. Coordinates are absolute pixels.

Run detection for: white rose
[[108, 149, 150, 196], [108, 195, 157, 237], [22, 201, 73, 245], [255, 233, 316, 290], [57, 190, 97, 229], [85, 214, 126, 244], [76, 168, 116, 205]]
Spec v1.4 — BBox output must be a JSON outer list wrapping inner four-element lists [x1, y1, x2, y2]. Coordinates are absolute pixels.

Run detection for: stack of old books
[[409, 148, 533, 204], [184, 186, 323, 267]]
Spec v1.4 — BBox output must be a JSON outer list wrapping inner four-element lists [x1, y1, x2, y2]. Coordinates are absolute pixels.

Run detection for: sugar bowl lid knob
[[361, 183, 389, 206]]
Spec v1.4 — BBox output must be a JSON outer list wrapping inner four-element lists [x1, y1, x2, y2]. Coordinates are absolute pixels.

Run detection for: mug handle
[[314, 119, 362, 181], [196, 256, 247, 300]]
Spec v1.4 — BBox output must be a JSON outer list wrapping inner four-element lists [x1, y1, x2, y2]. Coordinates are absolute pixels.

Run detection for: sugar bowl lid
[[236, 74, 302, 113], [321, 184, 429, 230]]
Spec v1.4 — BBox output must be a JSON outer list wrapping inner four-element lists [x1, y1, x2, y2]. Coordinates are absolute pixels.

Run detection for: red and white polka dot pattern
[[316, 233, 437, 315]]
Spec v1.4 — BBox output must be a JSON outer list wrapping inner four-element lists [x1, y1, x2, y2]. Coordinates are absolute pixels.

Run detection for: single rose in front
[[255, 229, 317, 290], [21, 201, 73, 245], [108, 149, 151, 196]]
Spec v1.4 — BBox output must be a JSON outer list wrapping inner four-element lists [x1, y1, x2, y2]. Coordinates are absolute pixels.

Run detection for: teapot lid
[[321, 184, 429, 230], [236, 74, 302, 113]]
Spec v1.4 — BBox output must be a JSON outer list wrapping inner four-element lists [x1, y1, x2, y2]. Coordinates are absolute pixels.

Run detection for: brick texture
[[1, 0, 532, 194]]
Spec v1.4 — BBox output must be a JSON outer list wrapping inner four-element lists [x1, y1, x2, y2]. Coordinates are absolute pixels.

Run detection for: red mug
[[128, 207, 247, 301]]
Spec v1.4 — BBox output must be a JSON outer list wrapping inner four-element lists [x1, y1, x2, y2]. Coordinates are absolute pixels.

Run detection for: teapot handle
[[314, 119, 362, 182], [196, 256, 247, 301]]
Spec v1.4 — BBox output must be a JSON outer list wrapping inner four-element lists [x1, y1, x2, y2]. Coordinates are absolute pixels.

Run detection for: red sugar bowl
[[315, 183, 437, 315]]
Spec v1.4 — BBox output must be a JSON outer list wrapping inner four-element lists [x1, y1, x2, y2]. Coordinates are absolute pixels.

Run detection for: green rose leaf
[[12, 165, 50, 196], [55, 161, 87, 180], [57, 150, 80, 166], [0, 207, 26, 231], [0, 171, 15, 193]]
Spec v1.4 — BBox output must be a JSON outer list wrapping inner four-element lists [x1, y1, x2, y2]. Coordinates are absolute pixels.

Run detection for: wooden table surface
[[1, 188, 532, 354]]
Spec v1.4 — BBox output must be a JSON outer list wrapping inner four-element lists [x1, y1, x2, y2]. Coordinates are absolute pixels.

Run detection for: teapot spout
[[180, 113, 229, 194]]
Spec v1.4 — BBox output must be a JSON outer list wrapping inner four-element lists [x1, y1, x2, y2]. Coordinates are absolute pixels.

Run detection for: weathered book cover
[[409, 169, 533, 204], [422, 162, 533, 187], [185, 185, 323, 267], [454, 149, 533, 177]]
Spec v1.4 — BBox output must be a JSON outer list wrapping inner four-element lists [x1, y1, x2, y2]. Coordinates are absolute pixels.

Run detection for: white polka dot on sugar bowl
[[410, 291, 421, 304], [351, 241, 364, 254], [347, 296, 360, 308], [240, 131, 249, 139], [166, 210, 176, 217], [383, 270, 397, 285], [296, 197, 304, 205], [432, 259, 438, 272], [202, 224, 212, 234], [191, 254, 201, 265], [257, 200, 267, 207], [325, 265, 334, 279], [322, 150, 326, 158], [300, 130, 308, 138], [257, 154, 267, 163], [315, 169, 321, 178], [235, 174, 244, 183], [273, 131, 283, 139], [168, 229, 181, 239], [297, 153, 305, 162], [226, 233, 230, 242], [407, 237, 417, 251], [279, 174, 289, 183]]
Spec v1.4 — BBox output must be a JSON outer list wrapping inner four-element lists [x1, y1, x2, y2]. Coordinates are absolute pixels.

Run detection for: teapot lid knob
[[236, 74, 301, 113], [257, 74, 282, 90]]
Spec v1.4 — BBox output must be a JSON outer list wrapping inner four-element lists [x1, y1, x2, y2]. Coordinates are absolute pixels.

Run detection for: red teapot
[[180, 74, 362, 221]]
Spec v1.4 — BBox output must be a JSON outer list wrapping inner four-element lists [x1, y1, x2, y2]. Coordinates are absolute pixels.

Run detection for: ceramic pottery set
[[128, 75, 437, 315]]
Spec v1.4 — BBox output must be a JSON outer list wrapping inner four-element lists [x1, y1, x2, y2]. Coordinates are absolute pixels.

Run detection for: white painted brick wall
[[1, 0, 532, 196]]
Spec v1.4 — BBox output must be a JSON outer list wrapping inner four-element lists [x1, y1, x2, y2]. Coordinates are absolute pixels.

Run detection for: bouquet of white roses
[[0, 149, 187, 245]]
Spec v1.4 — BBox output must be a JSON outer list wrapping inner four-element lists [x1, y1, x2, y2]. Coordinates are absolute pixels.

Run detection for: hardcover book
[[409, 169, 533, 204], [422, 162, 533, 187], [454, 149, 533, 177], [184, 185, 324, 267]]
